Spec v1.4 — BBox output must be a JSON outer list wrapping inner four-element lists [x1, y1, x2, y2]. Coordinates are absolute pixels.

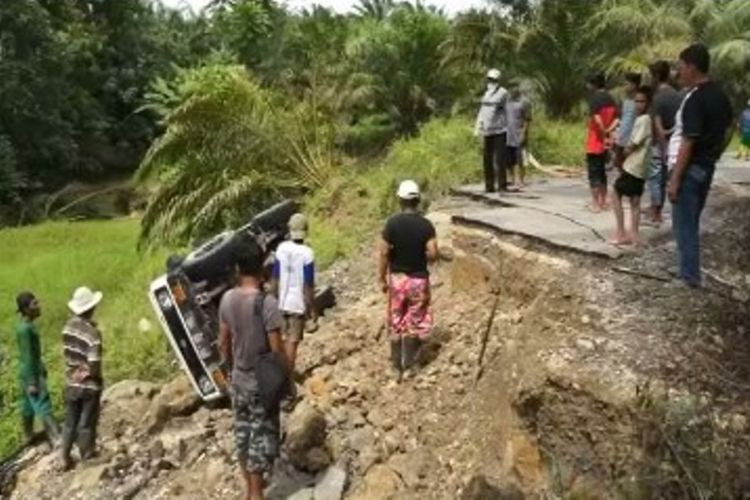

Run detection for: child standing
[[611, 87, 653, 246]]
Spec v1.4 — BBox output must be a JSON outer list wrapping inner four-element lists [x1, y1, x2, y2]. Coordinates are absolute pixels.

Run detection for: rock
[[506, 433, 544, 488], [347, 426, 376, 453], [359, 445, 381, 471], [366, 407, 393, 431], [287, 488, 314, 500], [313, 465, 347, 500], [102, 380, 159, 404], [305, 447, 332, 473], [67, 464, 108, 492], [149, 439, 165, 460], [286, 401, 328, 471], [387, 448, 438, 488], [575, 338, 595, 351], [142, 375, 202, 434], [349, 465, 404, 500], [461, 475, 524, 500]]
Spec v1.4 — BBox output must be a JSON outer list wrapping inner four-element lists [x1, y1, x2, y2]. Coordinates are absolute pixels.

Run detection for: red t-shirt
[[586, 90, 618, 155]]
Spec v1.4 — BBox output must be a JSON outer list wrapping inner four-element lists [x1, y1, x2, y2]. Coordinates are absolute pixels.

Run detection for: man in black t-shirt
[[379, 180, 438, 376], [668, 43, 733, 287]]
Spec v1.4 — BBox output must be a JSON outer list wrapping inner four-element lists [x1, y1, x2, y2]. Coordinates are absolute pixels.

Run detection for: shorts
[[19, 377, 53, 419], [282, 313, 305, 342], [232, 381, 280, 474], [614, 171, 645, 197], [586, 153, 607, 188], [388, 273, 432, 340], [506, 146, 523, 168]]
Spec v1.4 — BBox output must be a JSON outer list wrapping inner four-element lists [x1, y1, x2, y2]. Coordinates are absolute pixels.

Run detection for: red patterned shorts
[[388, 273, 433, 339]]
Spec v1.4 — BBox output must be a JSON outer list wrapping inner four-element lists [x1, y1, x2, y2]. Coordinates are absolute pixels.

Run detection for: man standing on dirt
[[667, 43, 733, 287], [475, 68, 510, 192], [60, 286, 104, 470], [379, 180, 438, 378], [648, 60, 683, 224], [15, 291, 60, 446], [270, 212, 317, 376], [219, 241, 289, 500]]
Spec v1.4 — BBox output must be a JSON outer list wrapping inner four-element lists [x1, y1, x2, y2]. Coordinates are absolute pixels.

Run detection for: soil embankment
[[5, 176, 750, 499]]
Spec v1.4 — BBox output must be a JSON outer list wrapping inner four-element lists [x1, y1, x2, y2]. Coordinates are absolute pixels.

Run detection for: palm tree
[[353, 0, 395, 20]]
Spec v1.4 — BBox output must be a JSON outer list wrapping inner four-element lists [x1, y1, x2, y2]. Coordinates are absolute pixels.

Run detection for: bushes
[[529, 113, 586, 168]]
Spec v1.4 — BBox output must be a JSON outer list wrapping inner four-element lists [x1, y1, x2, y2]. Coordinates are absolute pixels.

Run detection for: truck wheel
[[182, 231, 237, 283]]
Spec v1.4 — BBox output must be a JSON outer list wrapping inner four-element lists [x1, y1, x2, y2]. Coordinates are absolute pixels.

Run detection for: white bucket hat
[[486, 68, 501, 80], [397, 179, 420, 200], [68, 286, 103, 315]]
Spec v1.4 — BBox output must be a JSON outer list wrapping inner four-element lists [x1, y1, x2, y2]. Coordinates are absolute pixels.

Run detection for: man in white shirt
[[475, 68, 509, 192], [270, 213, 317, 372]]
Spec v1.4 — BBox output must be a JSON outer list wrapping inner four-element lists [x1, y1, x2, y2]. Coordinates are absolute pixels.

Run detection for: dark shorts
[[282, 313, 305, 342], [586, 153, 607, 188], [506, 146, 523, 168], [614, 171, 645, 197], [232, 382, 280, 474]]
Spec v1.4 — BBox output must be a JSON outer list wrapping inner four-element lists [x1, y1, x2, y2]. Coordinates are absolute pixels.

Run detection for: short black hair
[[399, 197, 420, 209], [624, 72, 642, 86], [16, 291, 35, 314], [587, 72, 606, 89], [679, 43, 710, 74], [636, 85, 653, 104], [235, 239, 264, 277], [649, 60, 671, 83]]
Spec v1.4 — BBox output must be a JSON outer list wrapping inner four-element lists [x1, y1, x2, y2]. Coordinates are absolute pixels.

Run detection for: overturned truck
[[148, 201, 335, 401]]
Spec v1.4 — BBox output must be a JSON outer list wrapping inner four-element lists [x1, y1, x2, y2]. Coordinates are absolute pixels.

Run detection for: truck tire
[[182, 231, 237, 283]]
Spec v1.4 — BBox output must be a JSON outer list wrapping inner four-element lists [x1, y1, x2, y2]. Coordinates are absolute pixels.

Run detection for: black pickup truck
[[148, 201, 335, 401]]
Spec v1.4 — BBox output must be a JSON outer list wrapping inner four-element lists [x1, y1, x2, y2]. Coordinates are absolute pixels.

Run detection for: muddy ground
[[5, 182, 750, 500]]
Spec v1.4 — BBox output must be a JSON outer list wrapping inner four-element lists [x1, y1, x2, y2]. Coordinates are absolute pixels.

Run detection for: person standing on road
[[648, 60, 683, 224], [60, 286, 104, 470], [667, 43, 733, 287], [270, 213, 317, 374], [615, 73, 642, 168], [475, 68, 510, 193], [15, 291, 60, 446], [585, 72, 619, 212], [506, 80, 532, 188], [378, 180, 438, 378], [737, 99, 750, 161], [219, 242, 289, 500], [611, 87, 653, 246]]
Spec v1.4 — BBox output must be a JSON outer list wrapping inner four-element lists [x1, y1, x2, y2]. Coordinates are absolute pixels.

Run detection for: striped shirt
[[62, 316, 103, 391]]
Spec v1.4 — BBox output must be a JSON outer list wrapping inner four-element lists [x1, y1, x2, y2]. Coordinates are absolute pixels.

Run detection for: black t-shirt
[[682, 80, 733, 167], [651, 85, 682, 133], [382, 212, 436, 277]]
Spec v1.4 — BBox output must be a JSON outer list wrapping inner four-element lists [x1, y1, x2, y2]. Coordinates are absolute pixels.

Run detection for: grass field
[[0, 218, 173, 457]]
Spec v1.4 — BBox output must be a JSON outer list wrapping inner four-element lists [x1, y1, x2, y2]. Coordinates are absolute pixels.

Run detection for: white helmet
[[396, 179, 420, 200], [486, 68, 501, 80]]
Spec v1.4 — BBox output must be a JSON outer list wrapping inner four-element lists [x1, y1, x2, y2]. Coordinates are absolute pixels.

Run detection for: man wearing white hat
[[379, 180, 438, 379], [475, 68, 510, 192], [60, 286, 104, 470]]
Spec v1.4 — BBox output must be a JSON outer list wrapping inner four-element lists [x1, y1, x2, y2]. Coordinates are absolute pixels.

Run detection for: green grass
[[0, 218, 173, 457], [530, 114, 586, 167]]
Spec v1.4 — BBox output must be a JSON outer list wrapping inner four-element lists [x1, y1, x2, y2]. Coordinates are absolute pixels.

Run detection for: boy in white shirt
[[271, 213, 317, 372]]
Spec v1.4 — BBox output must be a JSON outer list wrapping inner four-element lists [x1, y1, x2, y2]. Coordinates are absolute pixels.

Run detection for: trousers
[[61, 386, 101, 460], [483, 133, 508, 192]]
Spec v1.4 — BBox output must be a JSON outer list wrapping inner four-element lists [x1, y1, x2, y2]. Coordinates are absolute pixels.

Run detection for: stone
[[347, 426, 376, 453], [359, 445, 382, 472], [304, 447, 332, 473], [349, 465, 404, 500], [387, 448, 438, 488], [286, 401, 328, 471], [507, 433, 544, 488], [461, 475, 524, 500], [142, 375, 202, 434], [313, 465, 347, 500], [102, 380, 159, 404], [287, 488, 315, 500], [67, 464, 108, 492], [366, 407, 394, 431], [575, 338, 595, 351]]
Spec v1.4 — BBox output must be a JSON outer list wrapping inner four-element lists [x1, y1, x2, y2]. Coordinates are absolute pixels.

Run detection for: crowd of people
[[12, 180, 437, 500], [10, 40, 745, 500], [476, 42, 737, 288]]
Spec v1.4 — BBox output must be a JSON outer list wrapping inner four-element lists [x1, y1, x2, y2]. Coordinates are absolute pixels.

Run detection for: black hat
[[16, 291, 36, 314]]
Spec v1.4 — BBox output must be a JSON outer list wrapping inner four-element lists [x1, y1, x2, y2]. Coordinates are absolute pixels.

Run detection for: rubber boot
[[403, 337, 422, 370], [390, 340, 403, 373], [60, 425, 75, 470], [77, 429, 95, 460], [42, 415, 61, 447], [22, 416, 35, 445]]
